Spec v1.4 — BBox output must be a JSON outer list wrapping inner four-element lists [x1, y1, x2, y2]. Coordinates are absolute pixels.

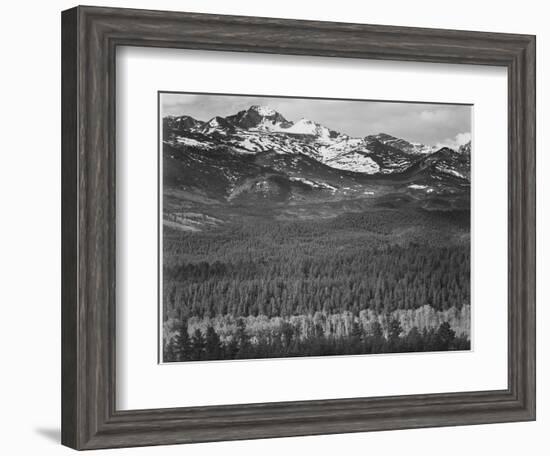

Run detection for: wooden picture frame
[[61, 5, 536, 450]]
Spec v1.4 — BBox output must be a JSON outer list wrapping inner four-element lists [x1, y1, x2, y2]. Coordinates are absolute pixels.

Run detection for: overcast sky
[[161, 92, 472, 149]]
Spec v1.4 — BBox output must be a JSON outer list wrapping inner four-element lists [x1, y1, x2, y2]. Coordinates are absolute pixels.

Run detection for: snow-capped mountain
[[224, 105, 293, 131], [163, 114, 205, 132], [162, 105, 471, 209], [164, 105, 470, 177], [458, 140, 471, 156], [365, 133, 436, 155]]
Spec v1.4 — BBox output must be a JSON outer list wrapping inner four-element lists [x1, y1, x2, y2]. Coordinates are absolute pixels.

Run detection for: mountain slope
[[162, 105, 471, 225], [163, 105, 469, 177], [366, 133, 435, 155]]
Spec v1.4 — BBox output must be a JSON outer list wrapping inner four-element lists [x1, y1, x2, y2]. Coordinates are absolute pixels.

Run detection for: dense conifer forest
[[162, 208, 471, 362]]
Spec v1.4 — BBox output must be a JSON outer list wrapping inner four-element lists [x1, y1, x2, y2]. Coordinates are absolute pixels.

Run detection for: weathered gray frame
[[61, 5, 536, 450]]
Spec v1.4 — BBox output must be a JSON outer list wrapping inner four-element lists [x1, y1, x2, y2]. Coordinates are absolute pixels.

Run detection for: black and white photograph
[[160, 92, 472, 363], [1, 1, 541, 453]]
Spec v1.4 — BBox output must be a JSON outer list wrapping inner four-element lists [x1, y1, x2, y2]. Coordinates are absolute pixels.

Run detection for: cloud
[[160, 94, 202, 115], [160, 93, 471, 147], [419, 109, 450, 122], [435, 132, 471, 151]]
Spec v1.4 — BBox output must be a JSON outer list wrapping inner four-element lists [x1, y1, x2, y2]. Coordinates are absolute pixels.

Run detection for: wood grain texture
[[61, 5, 536, 450], [61, 7, 78, 449]]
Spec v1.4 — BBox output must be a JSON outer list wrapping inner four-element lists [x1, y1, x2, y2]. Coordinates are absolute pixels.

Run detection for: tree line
[[163, 242, 469, 318], [163, 318, 470, 362]]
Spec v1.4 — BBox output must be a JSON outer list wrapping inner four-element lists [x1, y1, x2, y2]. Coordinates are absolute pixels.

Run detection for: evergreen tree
[[191, 328, 206, 360], [205, 325, 222, 360], [235, 318, 250, 358], [405, 326, 423, 352], [163, 337, 178, 362], [225, 337, 239, 359], [173, 319, 192, 361], [371, 321, 384, 340], [280, 321, 294, 350], [350, 319, 363, 352], [436, 322, 456, 350], [388, 318, 403, 346], [370, 321, 385, 353]]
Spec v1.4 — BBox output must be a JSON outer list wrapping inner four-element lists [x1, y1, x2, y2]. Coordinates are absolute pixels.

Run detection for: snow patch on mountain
[[176, 137, 212, 149], [436, 166, 467, 180], [247, 118, 287, 132], [250, 105, 277, 116], [409, 184, 428, 190], [408, 184, 434, 193], [276, 118, 322, 136], [289, 176, 337, 191], [458, 141, 471, 155], [233, 136, 264, 153], [326, 152, 380, 174], [367, 133, 435, 155]]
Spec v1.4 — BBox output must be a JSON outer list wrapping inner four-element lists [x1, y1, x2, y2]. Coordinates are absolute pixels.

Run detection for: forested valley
[[162, 208, 471, 362]]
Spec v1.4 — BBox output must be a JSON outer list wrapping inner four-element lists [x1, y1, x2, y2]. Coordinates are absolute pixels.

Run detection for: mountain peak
[[295, 118, 315, 125], [373, 132, 397, 140], [201, 116, 233, 133], [248, 105, 278, 117], [280, 118, 330, 136], [207, 116, 225, 126], [163, 114, 205, 132], [366, 132, 434, 155], [433, 146, 456, 155], [225, 105, 290, 130]]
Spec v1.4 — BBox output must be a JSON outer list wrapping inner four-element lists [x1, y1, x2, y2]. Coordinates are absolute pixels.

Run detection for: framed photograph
[[61, 5, 536, 450], [158, 91, 473, 364]]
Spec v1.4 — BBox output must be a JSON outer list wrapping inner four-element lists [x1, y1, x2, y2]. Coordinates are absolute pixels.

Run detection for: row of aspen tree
[[163, 315, 469, 362]]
